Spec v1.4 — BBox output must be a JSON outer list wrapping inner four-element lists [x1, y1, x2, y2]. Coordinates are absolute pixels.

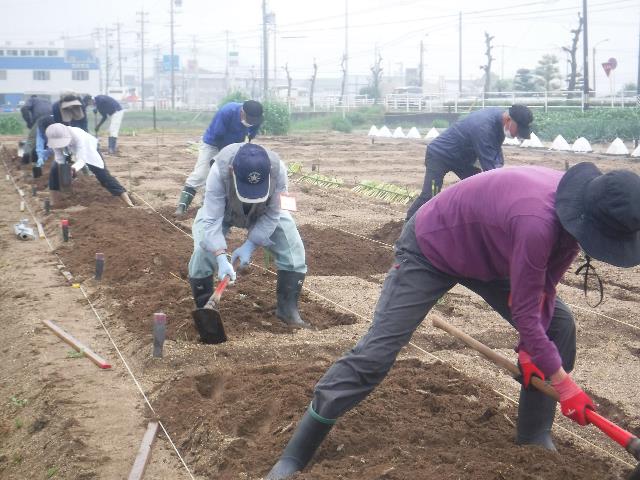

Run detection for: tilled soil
[[1, 133, 640, 479]]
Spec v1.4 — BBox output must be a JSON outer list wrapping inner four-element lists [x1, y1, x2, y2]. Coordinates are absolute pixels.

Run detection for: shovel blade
[[192, 308, 227, 344]]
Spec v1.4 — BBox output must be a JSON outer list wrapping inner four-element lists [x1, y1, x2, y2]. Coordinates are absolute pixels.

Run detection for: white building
[[0, 41, 100, 109]]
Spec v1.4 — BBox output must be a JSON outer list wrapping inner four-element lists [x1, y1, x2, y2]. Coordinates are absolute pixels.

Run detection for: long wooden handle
[[432, 315, 640, 461], [431, 316, 558, 400]]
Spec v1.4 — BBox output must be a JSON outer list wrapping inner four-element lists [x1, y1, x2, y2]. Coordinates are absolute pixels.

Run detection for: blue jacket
[[427, 107, 505, 171], [202, 102, 259, 149]]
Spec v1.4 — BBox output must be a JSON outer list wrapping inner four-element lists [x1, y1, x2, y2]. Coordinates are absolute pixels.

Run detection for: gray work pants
[[313, 215, 576, 422], [405, 149, 482, 220]]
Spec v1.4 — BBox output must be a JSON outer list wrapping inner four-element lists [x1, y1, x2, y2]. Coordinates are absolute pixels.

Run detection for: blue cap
[[232, 143, 271, 203]]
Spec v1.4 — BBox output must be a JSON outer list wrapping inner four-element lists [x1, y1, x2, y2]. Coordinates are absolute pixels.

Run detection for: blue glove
[[36, 157, 45, 168], [231, 239, 257, 268], [215, 254, 236, 282]]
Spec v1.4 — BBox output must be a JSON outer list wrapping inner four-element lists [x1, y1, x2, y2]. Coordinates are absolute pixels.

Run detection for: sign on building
[[162, 55, 180, 72]]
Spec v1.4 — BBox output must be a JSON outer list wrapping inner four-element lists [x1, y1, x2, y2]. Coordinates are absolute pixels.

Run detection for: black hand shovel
[[191, 274, 232, 344]]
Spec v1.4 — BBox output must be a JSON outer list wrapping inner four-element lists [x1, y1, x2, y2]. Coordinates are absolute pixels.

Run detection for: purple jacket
[[415, 166, 579, 375]]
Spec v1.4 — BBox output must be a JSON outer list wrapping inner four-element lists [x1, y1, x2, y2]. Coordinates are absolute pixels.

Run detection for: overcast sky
[[1, 0, 638, 93]]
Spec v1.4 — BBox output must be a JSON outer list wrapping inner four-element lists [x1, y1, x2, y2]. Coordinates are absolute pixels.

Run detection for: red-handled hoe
[[191, 274, 232, 344], [432, 316, 640, 480]]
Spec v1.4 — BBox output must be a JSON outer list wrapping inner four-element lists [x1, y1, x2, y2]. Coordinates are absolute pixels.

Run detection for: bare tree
[[370, 51, 383, 104], [480, 32, 495, 93], [562, 13, 583, 93], [283, 63, 292, 103], [339, 54, 347, 105], [309, 58, 318, 108]]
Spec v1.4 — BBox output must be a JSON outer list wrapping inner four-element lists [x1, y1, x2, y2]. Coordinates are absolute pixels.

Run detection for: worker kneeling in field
[[405, 104, 533, 221], [44, 123, 134, 207], [188, 142, 309, 328], [267, 162, 640, 478]]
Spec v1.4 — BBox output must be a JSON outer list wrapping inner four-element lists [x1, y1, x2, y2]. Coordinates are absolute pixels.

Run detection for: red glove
[[518, 349, 545, 389], [552, 375, 595, 426]]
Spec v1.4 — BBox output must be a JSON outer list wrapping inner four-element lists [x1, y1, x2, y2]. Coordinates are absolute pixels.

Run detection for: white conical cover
[[377, 126, 392, 137], [572, 137, 592, 153], [550, 135, 571, 151], [520, 132, 543, 148], [367, 125, 378, 137], [503, 137, 520, 146], [605, 138, 629, 156], [406, 126, 421, 139], [425, 127, 439, 140], [392, 127, 405, 138], [632, 144, 640, 157]]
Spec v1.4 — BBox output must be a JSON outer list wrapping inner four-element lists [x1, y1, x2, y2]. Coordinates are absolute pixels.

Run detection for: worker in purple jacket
[[405, 104, 534, 221], [266, 162, 640, 479], [175, 100, 263, 215]]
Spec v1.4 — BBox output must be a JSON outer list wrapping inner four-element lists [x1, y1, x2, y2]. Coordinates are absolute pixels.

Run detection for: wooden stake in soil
[[128, 421, 159, 480], [95, 253, 105, 280], [152, 313, 166, 358], [42, 319, 112, 369], [61, 219, 69, 242], [44, 198, 50, 214]]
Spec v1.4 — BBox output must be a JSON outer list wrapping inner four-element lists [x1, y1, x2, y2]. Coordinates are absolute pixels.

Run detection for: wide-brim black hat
[[556, 162, 640, 267]]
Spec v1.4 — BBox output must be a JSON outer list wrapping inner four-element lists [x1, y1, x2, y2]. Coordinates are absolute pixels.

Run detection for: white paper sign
[[280, 193, 297, 211]]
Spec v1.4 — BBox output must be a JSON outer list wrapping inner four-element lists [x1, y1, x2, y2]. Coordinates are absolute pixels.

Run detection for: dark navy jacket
[[427, 107, 505, 171], [52, 100, 88, 132], [94, 95, 122, 118], [202, 102, 260, 149], [20, 97, 52, 128]]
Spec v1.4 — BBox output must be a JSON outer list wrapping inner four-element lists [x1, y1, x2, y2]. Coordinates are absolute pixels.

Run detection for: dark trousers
[[312, 215, 576, 422], [49, 157, 126, 196], [405, 150, 482, 221]]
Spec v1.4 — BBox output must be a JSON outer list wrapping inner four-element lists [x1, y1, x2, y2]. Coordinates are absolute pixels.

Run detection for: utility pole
[[116, 22, 123, 88], [458, 11, 462, 94], [170, 0, 176, 109], [582, 0, 590, 106], [191, 36, 199, 107], [344, 0, 349, 100], [104, 26, 111, 94], [136, 11, 148, 109], [273, 19, 277, 89], [419, 39, 424, 87], [637, 14, 640, 95], [225, 30, 229, 91], [92, 29, 103, 93], [262, 0, 269, 99]]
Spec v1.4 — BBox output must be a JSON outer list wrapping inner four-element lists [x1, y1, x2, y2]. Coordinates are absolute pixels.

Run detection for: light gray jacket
[[200, 142, 287, 253]]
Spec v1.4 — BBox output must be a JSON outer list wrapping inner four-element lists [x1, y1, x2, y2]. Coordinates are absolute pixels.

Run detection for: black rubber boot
[[276, 271, 310, 328], [189, 276, 213, 308], [108, 136, 117, 155], [266, 407, 334, 479], [175, 185, 196, 216], [516, 386, 557, 450]]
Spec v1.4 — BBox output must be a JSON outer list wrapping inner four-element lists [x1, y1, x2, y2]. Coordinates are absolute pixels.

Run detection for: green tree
[[219, 89, 248, 106], [513, 68, 542, 92], [494, 78, 514, 92], [535, 54, 562, 90]]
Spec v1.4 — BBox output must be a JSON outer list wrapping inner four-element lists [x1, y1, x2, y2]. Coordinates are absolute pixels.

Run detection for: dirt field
[[1, 131, 640, 479]]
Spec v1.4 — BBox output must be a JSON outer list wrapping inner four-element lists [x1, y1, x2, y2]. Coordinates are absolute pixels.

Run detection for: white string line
[[132, 192, 194, 240], [0, 151, 195, 480], [566, 302, 640, 333], [139, 158, 636, 469], [78, 285, 195, 479]]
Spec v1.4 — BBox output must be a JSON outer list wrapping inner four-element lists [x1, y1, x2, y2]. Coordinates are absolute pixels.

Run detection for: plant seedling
[[15, 418, 23, 429], [67, 350, 85, 359], [46, 466, 59, 478], [10, 396, 27, 408]]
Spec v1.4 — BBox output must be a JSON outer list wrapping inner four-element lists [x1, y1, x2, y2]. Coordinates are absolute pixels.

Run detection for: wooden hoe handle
[[431, 315, 640, 462]]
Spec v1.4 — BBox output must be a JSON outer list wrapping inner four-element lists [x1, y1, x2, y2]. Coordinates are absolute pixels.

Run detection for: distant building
[[0, 41, 100, 110]]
